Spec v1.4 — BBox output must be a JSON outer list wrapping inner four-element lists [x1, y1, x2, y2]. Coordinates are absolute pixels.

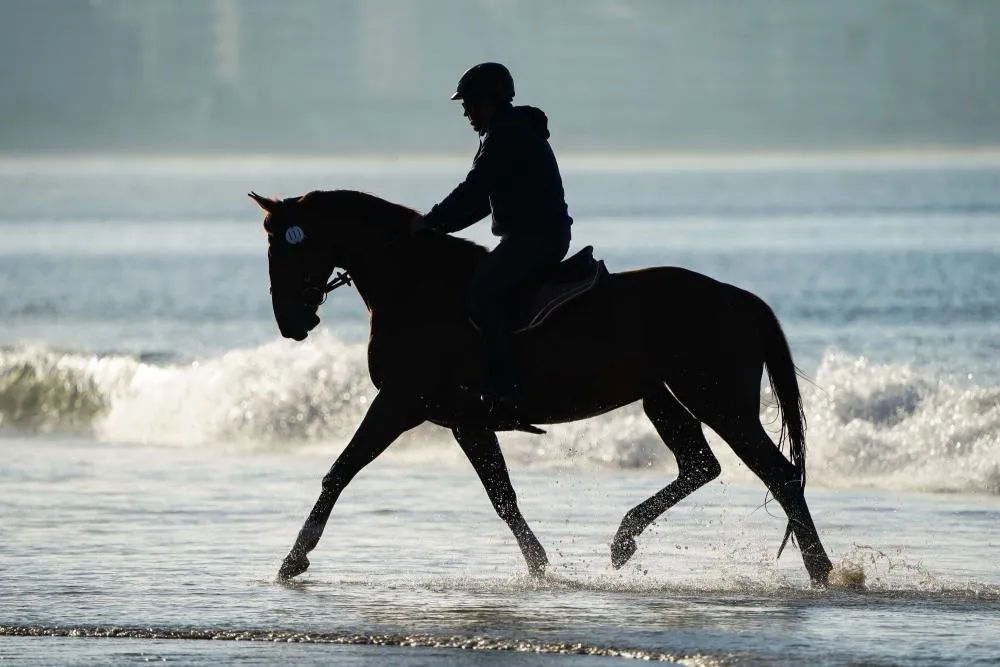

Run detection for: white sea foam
[[2, 335, 998, 494], [798, 352, 1000, 494]]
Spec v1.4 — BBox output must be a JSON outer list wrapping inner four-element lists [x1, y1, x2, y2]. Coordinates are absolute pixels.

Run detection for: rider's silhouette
[[410, 62, 574, 411]]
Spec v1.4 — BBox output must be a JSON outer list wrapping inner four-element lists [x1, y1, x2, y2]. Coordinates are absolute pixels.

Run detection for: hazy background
[[2, 0, 999, 154], [4, 6, 1000, 664]]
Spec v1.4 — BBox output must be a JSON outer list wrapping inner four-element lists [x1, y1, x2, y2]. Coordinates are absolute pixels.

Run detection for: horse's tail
[[752, 294, 806, 558]]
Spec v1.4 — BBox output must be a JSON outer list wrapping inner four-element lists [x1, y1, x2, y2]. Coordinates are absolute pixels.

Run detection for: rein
[[324, 270, 354, 295], [316, 271, 354, 302], [298, 271, 354, 309], [304, 227, 415, 306]]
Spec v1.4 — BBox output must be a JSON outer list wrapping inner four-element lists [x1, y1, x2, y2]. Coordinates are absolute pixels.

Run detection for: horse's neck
[[344, 262, 393, 316], [343, 243, 418, 315], [347, 236, 479, 320]]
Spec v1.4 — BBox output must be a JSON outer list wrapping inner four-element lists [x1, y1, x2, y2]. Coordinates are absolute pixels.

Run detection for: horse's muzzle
[[273, 300, 321, 341]]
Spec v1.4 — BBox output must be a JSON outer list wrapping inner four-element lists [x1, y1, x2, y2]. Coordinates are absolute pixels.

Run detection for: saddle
[[506, 245, 608, 332]]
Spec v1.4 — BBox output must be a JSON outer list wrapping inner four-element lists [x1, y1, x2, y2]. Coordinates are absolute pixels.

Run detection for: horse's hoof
[[277, 553, 310, 581], [809, 569, 832, 589], [519, 539, 549, 578], [610, 534, 637, 569], [527, 557, 549, 578], [804, 554, 834, 589]]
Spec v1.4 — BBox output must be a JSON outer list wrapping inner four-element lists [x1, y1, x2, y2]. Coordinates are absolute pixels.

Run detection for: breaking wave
[[2, 335, 998, 494], [788, 352, 1000, 495]]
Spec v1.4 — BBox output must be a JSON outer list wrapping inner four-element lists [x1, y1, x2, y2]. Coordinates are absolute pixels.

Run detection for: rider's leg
[[464, 230, 570, 400], [465, 252, 522, 398]]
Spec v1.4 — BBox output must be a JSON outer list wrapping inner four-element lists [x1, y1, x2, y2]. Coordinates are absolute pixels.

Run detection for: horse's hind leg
[[611, 383, 721, 569], [712, 417, 832, 585], [452, 426, 548, 576]]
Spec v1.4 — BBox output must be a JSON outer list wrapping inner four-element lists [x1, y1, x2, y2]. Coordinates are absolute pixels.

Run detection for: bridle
[[302, 270, 353, 307], [291, 227, 413, 308], [290, 242, 353, 308], [271, 234, 353, 309]]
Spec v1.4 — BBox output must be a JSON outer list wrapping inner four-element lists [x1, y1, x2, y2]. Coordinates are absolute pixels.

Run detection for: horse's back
[[603, 264, 766, 362], [609, 265, 741, 311]]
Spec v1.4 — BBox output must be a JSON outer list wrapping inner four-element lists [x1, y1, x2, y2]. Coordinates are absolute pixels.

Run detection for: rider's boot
[[480, 327, 521, 417]]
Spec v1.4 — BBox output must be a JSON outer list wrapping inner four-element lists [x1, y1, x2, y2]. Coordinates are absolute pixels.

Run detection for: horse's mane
[[306, 189, 415, 225], [307, 189, 488, 278]]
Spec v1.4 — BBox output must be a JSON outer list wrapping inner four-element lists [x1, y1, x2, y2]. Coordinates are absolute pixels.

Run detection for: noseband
[[302, 270, 354, 307], [296, 228, 413, 307]]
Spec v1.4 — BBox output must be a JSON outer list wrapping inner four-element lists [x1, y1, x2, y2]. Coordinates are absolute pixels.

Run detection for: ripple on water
[[0, 625, 731, 666]]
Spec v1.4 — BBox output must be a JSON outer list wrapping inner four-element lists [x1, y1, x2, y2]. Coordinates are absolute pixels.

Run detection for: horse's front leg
[[452, 426, 548, 576], [278, 390, 424, 580]]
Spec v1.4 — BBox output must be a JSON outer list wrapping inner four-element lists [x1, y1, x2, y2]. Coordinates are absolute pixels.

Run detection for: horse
[[250, 189, 834, 586]]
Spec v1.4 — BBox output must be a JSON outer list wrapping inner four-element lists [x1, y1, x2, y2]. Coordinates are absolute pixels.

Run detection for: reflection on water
[[3, 438, 999, 666]]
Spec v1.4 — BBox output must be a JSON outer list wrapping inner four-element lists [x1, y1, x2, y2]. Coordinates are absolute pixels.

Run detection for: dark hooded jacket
[[423, 104, 573, 238]]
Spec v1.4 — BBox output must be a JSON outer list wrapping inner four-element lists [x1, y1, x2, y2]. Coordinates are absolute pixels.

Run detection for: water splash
[[3, 338, 999, 494]]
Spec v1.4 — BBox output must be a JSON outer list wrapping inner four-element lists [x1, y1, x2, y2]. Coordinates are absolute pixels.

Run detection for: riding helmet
[[450, 62, 515, 102]]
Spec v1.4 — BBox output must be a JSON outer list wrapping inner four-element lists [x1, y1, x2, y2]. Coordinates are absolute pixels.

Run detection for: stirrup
[[482, 386, 546, 435], [480, 386, 520, 408]]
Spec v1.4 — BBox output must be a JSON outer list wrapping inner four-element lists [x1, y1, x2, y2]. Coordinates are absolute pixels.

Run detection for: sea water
[[1, 154, 999, 665]]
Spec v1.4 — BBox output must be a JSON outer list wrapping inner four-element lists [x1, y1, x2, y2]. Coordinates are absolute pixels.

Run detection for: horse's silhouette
[[251, 189, 833, 585]]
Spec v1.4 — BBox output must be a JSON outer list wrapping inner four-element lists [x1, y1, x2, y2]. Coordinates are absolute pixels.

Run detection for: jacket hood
[[494, 105, 550, 139]]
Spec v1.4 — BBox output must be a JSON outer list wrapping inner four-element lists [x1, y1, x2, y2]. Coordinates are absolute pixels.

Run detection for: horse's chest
[[365, 326, 413, 390]]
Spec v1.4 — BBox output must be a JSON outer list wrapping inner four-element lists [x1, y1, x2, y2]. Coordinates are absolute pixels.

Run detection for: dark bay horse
[[250, 189, 833, 586]]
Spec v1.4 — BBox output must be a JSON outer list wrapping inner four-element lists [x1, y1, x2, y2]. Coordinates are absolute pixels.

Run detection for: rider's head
[[450, 62, 514, 134]]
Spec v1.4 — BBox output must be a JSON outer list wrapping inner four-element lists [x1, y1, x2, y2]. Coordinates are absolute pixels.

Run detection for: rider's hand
[[409, 214, 431, 236]]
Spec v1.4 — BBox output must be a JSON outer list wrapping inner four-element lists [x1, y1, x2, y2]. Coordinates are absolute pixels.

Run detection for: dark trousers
[[464, 228, 571, 392]]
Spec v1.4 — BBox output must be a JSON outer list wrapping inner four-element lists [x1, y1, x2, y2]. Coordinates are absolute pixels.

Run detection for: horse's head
[[251, 189, 457, 340], [250, 191, 340, 341]]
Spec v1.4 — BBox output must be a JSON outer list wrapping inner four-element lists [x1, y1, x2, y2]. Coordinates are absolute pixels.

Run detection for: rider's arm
[[423, 134, 504, 233]]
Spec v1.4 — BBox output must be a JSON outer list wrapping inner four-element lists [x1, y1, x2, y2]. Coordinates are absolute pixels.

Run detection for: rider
[[410, 62, 573, 411]]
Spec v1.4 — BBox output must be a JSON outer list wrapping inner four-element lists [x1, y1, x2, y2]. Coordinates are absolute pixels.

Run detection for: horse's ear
[[248, 191, 278, 213]]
